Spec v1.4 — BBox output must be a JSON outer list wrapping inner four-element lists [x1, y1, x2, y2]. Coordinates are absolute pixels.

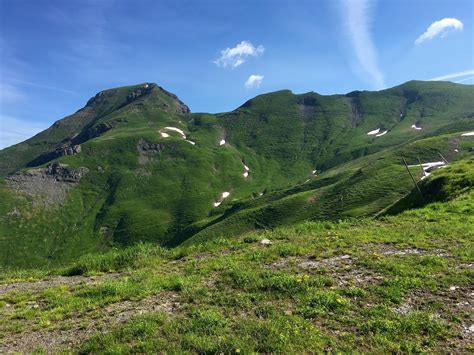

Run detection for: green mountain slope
[[0, 80, 473, 268], [181, 133, 473, 245], [0, 83, 190, 177]]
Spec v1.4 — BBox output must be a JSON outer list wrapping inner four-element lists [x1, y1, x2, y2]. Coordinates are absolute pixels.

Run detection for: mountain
[[0, 80, 473, 268]]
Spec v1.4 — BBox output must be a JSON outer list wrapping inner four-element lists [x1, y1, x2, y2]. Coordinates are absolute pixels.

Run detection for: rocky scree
[[6, 163, 89, 205]]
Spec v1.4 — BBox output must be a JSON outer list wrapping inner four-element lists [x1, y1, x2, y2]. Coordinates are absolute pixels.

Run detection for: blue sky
[[0, 0, 473, 149]]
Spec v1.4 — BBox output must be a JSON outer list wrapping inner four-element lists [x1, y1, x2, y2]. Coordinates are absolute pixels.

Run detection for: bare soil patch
[[0, 292, 180, 353], [0, 273, 124, 296], [392, 285, 473, 352]]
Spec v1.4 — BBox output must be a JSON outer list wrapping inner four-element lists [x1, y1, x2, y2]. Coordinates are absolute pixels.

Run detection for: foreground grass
[[0, 184, 472, 353]]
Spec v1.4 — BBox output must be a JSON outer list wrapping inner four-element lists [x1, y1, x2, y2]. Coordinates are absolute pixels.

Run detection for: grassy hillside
[[182, 132, 472, 245], [0, 159, 472, 353], [0, 81, 473, 268]]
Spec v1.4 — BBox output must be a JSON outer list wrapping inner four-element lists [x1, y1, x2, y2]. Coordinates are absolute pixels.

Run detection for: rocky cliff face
[[6, 163, 89, 205], [156, 86, 191, 114], [27, 144, 82, 167]]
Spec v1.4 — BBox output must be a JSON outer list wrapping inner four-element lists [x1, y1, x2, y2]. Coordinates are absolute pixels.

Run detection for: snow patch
[[312, 169, 317, 174], [461, 131, 474, 136], [160, 127, 195, 144], [408, 161, 446, 169], [408, 161, 446, 180], [242, 163, 250, 178], [260, 239, 272, 245], [367, 128, 380, 135], [219, 139, 226, 146], [375, 130, 388, 137], [213, 191, 231, 208], [454, 149, 459, 152], [411, 124, 422, 130], [164, 127, 186, 138]]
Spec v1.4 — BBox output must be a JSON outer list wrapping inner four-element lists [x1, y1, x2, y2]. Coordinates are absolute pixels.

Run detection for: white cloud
[[0, 115, 47, 149], [214, 41, 264, 68], [429, 69, 474, 81], [415, 18, 463, 45], [244, 74, 264, 89], [341, 0, 385, 89]]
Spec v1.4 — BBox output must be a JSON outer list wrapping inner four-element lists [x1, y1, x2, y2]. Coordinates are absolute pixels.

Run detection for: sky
[[0, 0, 473, 149]]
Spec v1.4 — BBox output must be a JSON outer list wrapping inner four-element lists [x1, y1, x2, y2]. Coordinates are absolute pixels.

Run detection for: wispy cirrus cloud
[[0, 83, 25, 103], [340, 0, 385, 89], [43, 1, 132, 79], [244, 74, 264, 89], [429, 69, 474, 81], [415, 18, 463, 45], [214, 41, 264, 68], [0, 36, 76, 104], [455, 76, 474, 84], [9, 79, 77, 95], [0, 115, 47, 149]]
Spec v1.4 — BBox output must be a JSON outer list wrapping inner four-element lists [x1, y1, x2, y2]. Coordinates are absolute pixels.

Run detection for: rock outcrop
[[126, 85, 153, 103], [6, 163, 89, 205], [345, 91, 363, 128], [137, 139, 165, 172], [27, 144, 82, 167]]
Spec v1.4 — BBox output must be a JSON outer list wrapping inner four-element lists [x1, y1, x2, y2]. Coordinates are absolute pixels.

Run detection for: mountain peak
[[84, 82, 190, 114]]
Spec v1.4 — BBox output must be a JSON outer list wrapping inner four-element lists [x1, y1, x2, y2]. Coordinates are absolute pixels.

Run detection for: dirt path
[[0, 273, 124, 296], [0, 292, 180, 353]]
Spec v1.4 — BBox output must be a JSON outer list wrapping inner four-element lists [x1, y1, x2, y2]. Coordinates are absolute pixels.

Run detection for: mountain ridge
[[0, 80, 473, 268]]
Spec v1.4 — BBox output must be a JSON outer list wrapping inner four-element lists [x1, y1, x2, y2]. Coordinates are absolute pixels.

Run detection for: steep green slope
[[0, 81, 472, 268], [182, 133, 473, 245], [383, 157, 474, 214]]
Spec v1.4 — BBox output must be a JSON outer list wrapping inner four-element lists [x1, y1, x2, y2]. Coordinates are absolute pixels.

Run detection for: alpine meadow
[[0, 0, 473, 353]]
